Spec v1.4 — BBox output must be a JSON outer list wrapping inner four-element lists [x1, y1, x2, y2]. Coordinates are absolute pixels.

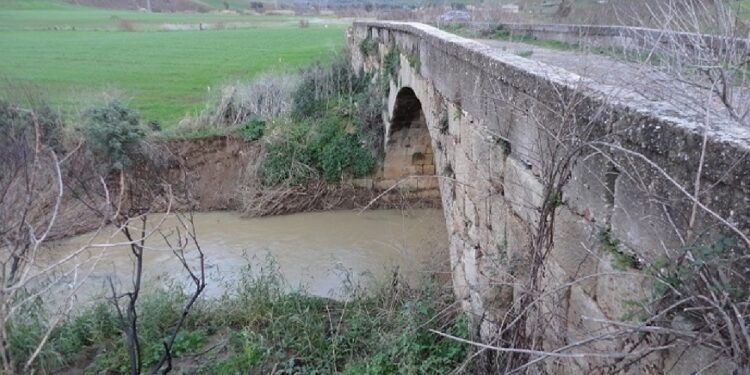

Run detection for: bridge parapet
[[350, 21, 748, 374], [469, 22, 750, 55]]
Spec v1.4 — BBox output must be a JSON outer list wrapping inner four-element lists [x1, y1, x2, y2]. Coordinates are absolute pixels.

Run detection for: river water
[[46, 209, 449, 301]]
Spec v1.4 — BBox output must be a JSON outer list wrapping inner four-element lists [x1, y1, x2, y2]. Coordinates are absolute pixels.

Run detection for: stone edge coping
[[352, 21, 750, 152]]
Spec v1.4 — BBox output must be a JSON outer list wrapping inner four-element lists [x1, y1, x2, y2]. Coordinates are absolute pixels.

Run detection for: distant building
[[437, 10, 471, 26], [501, 4, 520, 13]]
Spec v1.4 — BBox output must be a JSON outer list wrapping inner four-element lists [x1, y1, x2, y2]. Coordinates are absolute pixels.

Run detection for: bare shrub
[[0, 101, 117, 373], [111, 16, 137, 32], [299, 19, 310, 28], [615, 0, 750, 127], [249, 1, 264, 13], [0, 94, 209, 373], [177, 73, 298, 136], [224, 73, 298, 120]]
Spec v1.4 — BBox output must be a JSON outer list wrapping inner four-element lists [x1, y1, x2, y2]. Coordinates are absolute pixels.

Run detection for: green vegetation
[[440, 23, 466, 35], [173, 52, 381, 186], [236, 117, 266, 142], [359, 37, 378, 57], [545, 191, 564, 208], [516, 50, 534, 58], [733, 0, 750, 21], [484, 27, 579, 51], [438, 111, 449, 135], [11, 261, 470, 374], [598, 228, 640, 270], [647, 235, 745, 299], [406, 52, 421, 72], [0, 98, 64, 153], [0, 1, 304, 31], [261, 58, 377, 185], [82, 100, 146, 170], [453, 107, 463, 121], [382, 43, 401, 81], [0, 2, 346, 127]]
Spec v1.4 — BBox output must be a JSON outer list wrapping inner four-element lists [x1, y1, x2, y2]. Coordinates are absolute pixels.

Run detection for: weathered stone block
[[538, 260, 578, 374], [453, 143, 473, 183], [350, 178, 373, 189], [664, 343, 735, 375], [595, 253, 649, 321], [417, 176, 439, 191], [550, 207, 600, 295], [563, 152, 617, 224], [504, 157, 545, 227], [489, 196, 509, 236], [505, 104, 546, 171], [423, 164, 436, 175], [567, 285, 618, 372], [463, 244, 480, 289], [373, 179, 397, 190], [611, 171, 684, 261]]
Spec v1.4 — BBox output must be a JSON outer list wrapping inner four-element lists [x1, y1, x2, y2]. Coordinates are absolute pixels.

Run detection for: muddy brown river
[[46, 209, 449, 301]]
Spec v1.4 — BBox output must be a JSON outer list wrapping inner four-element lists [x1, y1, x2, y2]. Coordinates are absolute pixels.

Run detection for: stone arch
[[383, 87, 437, 192]]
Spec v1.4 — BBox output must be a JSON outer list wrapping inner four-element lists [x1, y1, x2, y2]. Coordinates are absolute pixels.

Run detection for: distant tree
[[553, 0, 572, 18]]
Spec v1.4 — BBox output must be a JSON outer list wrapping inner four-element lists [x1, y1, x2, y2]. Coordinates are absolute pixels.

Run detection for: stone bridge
[[348, 21, 749, 374]]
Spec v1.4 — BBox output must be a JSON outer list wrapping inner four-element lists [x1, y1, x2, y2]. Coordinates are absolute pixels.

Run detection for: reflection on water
[[45, 209, 449, 302]]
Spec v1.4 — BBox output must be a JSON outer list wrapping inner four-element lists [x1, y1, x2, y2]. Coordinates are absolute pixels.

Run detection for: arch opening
[[383, 87, 438, 192]]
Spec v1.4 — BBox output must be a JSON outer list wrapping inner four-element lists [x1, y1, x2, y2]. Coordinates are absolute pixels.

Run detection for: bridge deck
[[476, 38, 749, 140]]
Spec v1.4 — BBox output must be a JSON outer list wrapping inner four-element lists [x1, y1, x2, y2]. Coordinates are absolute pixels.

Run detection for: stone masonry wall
[[348, 21, 749, 374]]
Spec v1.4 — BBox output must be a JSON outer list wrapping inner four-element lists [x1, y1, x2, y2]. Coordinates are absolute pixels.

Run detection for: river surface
[[47, 209, 449, 301]]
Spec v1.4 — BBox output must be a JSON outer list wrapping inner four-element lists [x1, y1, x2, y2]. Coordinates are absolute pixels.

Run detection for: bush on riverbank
[[12, 261, 470, 374], [174, 52, 383, 187], [82, 99, 147, 171], [260, 101, 375, 185]]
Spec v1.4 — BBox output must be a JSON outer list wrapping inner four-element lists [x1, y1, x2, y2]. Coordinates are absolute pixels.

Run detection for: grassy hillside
[[0, 0, 74, 10], [0, 1, 346, 126], [0, 3, 303, 31]]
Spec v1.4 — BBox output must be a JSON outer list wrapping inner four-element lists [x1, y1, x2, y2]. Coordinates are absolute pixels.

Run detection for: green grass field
[[0, 1, 347, 126]]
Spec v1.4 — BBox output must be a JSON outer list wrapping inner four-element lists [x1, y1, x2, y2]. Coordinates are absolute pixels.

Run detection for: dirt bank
[[163, 136, 260, 211], [162, 136, 441, 215], [47, 136, 440, 240]]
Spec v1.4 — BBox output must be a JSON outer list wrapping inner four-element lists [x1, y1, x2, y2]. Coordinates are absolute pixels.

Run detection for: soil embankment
[[163, 136, 260, 211], [50, 136, 440, 239]]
